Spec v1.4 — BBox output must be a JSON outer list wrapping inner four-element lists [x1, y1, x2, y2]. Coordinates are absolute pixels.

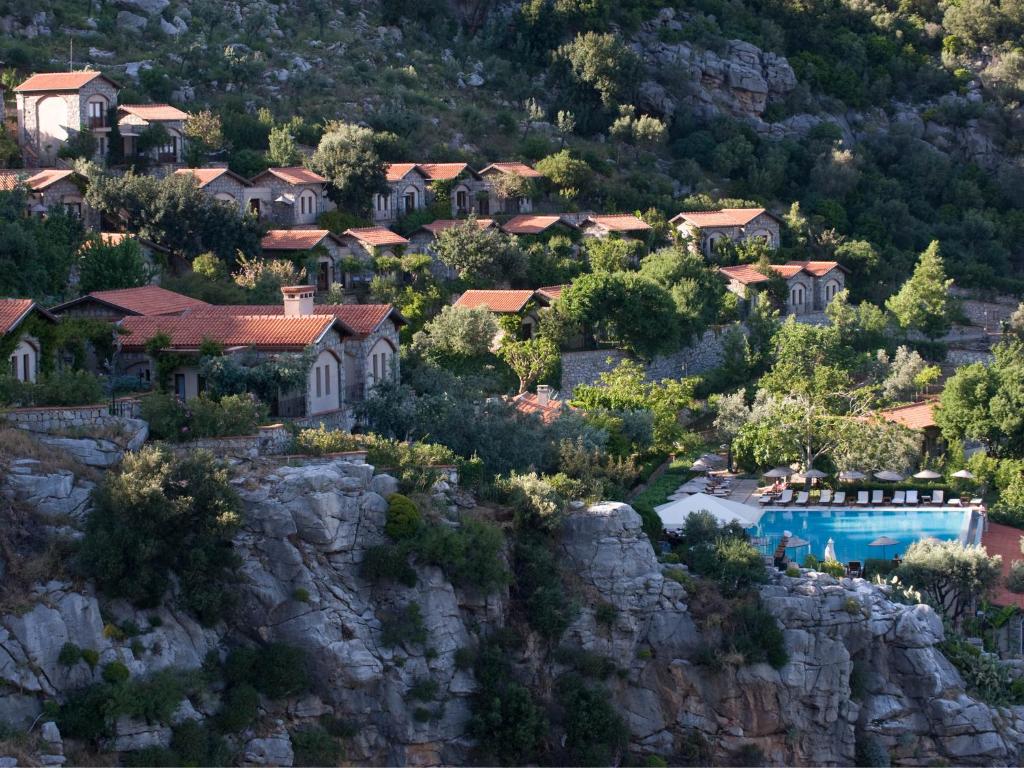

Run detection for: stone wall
[[560, 325, 737, 394], [3, 403, 110, 433], [289, 406, 353, 432], [161, 424, 292, 460]]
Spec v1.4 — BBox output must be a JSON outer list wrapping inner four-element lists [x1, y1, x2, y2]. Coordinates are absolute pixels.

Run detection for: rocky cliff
[[1, 452, 1021, 766]]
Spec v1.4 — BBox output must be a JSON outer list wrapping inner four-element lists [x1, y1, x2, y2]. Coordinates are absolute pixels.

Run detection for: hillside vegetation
[[3, 0, 1024, 295]]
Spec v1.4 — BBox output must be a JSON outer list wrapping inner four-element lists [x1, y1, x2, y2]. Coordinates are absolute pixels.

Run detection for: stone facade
[[197, 172, 251, 215], [16, 77, 119, 166], [344, 317, 401, 403], [373, 167, 428, 224], [3, 403, 110, 432], [249, 173, 329, 227], [159, 424, 292, 460], [118, 113, 185, 165], [676, 210, 780, 256], [560, 326, 736, 394]]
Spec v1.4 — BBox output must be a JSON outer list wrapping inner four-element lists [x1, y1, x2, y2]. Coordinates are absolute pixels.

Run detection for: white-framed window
[[791, 285, 805, 307], [299, 190, 316, 216], [376, 194, 389, 212]]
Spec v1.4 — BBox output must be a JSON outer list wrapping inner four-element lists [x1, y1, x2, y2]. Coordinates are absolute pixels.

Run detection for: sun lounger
[[970, 497, 983, 506], [832, 491, 846, 505], [856, 491, 869, 506], [947, 497, 963, 507], [758, 494, 773, 505], [906, 490, 919, 505], [819, 489, 833, 504], [871, 490, 884, 505], [778, 489, 793, 505], [892, 490, 906, 505], [931, 490, 944, 505], [796, 491, 809, 505]]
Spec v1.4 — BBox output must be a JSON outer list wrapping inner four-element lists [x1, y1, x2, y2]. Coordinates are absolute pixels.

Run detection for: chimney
[[536, 384, 551, 407], [281, 285, 316, 317]]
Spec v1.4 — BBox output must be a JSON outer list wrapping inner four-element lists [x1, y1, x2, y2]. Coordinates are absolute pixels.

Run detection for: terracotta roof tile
[[719, 265, 772, 285], [84, 286, 209, 316], [584, 214, 652, 232], [772, 264, 805, 278], [480, 162, 542, 178], [535, 285, 564, 301], [799, 260, 843, 276], [119, 314, 338, 352], [511, 391, 569, 423], [418, 162, 471, 180], [386, 163, 424, 182], [119, 104, 189, 121], [261, 229, 333, 250], [878, 401, 937, 431], [0, 171, 26, 191], [257, 166, 327, 185], [0, 299, 36, 335], [15, 71, 118, 92], [672, 208, 767, 227], [25, 169, 77, 190], [419, 218, 495, 235], [174, 167, 250, 188], [453, 290, 535, 313], [343, 227, 409, 247], [501, 215, 565, 235], [190, 303, 403, 336]]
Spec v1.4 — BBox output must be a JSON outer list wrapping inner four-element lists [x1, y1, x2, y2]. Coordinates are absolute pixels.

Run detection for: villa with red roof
[[374, 163, 430, 224], [578, 213, 652, 240], [117, 104, 190, 165], [249, 166, 330, 226], [0, 168, 94, 225], [453, 288, 559, 340], [174, 168, 253, 215], [14, 70, 121, 166], [501, 214, 575, 237], [49, 285, 210, 322], [0, 299, 56, 383], [671, 207, 782, 256], [407, 218, 498, 280], [719, 260, 847, 316], [260, 230, 353, 292]]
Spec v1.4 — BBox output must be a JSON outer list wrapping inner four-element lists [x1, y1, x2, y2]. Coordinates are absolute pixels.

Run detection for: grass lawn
[[630, 456, 694, 543]]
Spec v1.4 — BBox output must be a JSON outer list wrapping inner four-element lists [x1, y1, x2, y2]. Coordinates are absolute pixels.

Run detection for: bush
[[58, 643, 82, 667], [728, 604, 789, 669], [78, 448, 242, 624], [81, 648, 100, 668], [408, 677, 439, 702], [556, 673, 628, 766], [819, 560, 847, 578], [291, 725, 344, 767], [142, 392, 267, 442], [855, 732, 891, 767], [785, 565, 801, 577], [171, 721, 228, 767], [218, 683, 259, 732], [224, 643, 310, 699], [515, 532, 577, 641], [691, 537, 766, 596], [123, 747, 180, 767], [594, 602, 618, 626], [413, 519, 509, 592], [1008, 561, 1024, 593], [361, 544, 418, 586], [380, 603, 428, 648], [102, 661, 131, 685], [32, 370, 105, 406], [385, 494, 422, 540]]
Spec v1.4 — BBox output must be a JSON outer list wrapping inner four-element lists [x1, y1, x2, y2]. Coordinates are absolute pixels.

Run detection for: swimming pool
[[749, 508, 972, 564]]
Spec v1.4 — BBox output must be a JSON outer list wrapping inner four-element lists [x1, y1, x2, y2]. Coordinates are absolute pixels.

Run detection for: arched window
[[366, 338, 397, 389], [823, 280, 840, 302], [790, 285, 805, 308], [308, 349, 341, 414], [402, 186, 419, 214], [86, 96, 108, 128], [299, 189, 317, 219], [375, 194, 389, 213], [215, 192, 236, 204]]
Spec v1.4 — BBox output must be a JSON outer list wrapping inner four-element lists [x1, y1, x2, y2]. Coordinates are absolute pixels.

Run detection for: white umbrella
[[913, 469, 942, 480], [785, 535, 811, 555], [839, 470, 865, 481], [823, 538, 837, 562], [763, 467, 793, 478], [655, 493, 762, 530], [952, 469, 976, 480], [874, 470, 904, 482], [803, 469, 828, 479], [868, 535, 900, 559]]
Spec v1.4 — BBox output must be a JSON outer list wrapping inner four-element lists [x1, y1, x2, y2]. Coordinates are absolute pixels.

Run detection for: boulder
[[242, 729, 293, 767], [105, 716, 172, 752], [118, 0, 169, 15], [115, 11, 148, 32]]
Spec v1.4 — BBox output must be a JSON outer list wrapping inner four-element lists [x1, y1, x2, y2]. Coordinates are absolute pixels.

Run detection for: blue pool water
[[749, 508, 969, 564]]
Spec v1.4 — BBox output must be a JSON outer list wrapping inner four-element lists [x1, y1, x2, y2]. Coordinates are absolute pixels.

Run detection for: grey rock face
[[116, 11, 148, 32], [118, 0, 169, 15], [242, 728, 293, 766]]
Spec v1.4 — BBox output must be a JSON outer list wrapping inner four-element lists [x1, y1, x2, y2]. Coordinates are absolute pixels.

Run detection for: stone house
[[49, 285, 210, 322], [117, 104, 189, 165], [374, 163, 430, 224], [338, 227, 409, 266], [260, 229, 355, 292], [1, 299, 56, 383], [452, 288, 557, 340], [249, 166, 330, 226], [175, 167, 254, 215], [478, 162, 543, 215], [14, 71, 121, 166], [0, 169, 97, 228], [718, 260, 846, 316], [578, 214, 652, 241], [671, 208, 781, 257], [877, 400, 943, 458], [407, 218, 497, 280], [500, 214, 576, 238], [184, 290, 405, 405]]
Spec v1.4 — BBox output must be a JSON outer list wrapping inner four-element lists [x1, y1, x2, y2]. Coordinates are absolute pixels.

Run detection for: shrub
[[32, 370, 105, 406], [819, 560, 847, 578], [58, 643, 82, 667], [413, 519, 509, 592], [1008, 561, 1024, 593], [81, 648, 100, 668], [844, 597, 865, 615], [225, 643, 310, 699], [291, 726, 343, 767], [142, 393, 267, 442], [385, 494, 422, 540], [380, 603, 428, 648], [785, 565, 801, 577], [554, 647, 617, 679], [556, 673, 628, 766], [361, 544, 418, 586], [412, 706, 432, 722], [594, 602, 618, 626], [855, 732, 892, 767], [78, 448, 242, 624], [728, 604, 788, 669], [515, 532, 577, 640], [102, 661, 131, 685], [292, 587, 311, 603], [170, 721, 228, 767], [691, 537, 767, 596], [123, 747, 180, 767], [218, 683, 259, 732], [408, 677, 439, 702]]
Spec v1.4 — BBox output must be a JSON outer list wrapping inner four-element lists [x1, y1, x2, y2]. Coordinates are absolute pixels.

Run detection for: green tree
[[585, 237, 643, 272], [77, 236, 152, 293], [535, 150, 592, 192], [412, 306, 498, 365], [896, 539, 1002, 627], [0, 190, 84, 299], [555, 31, 639, 107], [885, 240, 953, 340], [267, 124, 301, 166], [183, 110, 225, 166], [78, 448, 241, 624], [308, 122, 388, 214], [499, 336, 560, 393], [433, 219, 526, 287]]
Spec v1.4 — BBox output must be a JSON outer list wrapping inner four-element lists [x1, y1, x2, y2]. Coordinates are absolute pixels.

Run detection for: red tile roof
[[511, 391, 569, 424], [772, 264, 805, 278], [15, 71, 119, 92], [25, 169, 77, 190], [0, 299, 37, 335], [535, 285, 564, 302], [174, 167, 250, 188], [672, 208, 768, 227], [0, 171, 23, 191], [583, 214, 652, 232], [419, 218, 495, 235], [501, 215, 565, 235], [418, 162, 471, 180], [719, 261, 843, 285], [878, 401, 937, 431], [261, 229, 335, 251], [119, 314, 339, 352], [189, 303, 404, 336], [983, 522, 1024, 609], [256, 166, 327, 185], [453, 290, 535, 313], [87, 286, 209, 316], [386, 163, 426, 182], [798, 260, 844, 276], [119, 104, 189, 121], [719, 265, 771, 286], [343, 227, 409, 247], [480, 162, 542, 178]]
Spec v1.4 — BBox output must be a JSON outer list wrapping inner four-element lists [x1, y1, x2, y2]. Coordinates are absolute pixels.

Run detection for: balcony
[[88, 116, 107, 129]]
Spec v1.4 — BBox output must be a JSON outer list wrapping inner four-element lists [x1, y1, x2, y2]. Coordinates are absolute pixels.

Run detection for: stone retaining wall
[[288, 407, 353, 432], [160, 425, 292, 460], [3, 404, 110, 433], [560, 325, 739, 395]]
